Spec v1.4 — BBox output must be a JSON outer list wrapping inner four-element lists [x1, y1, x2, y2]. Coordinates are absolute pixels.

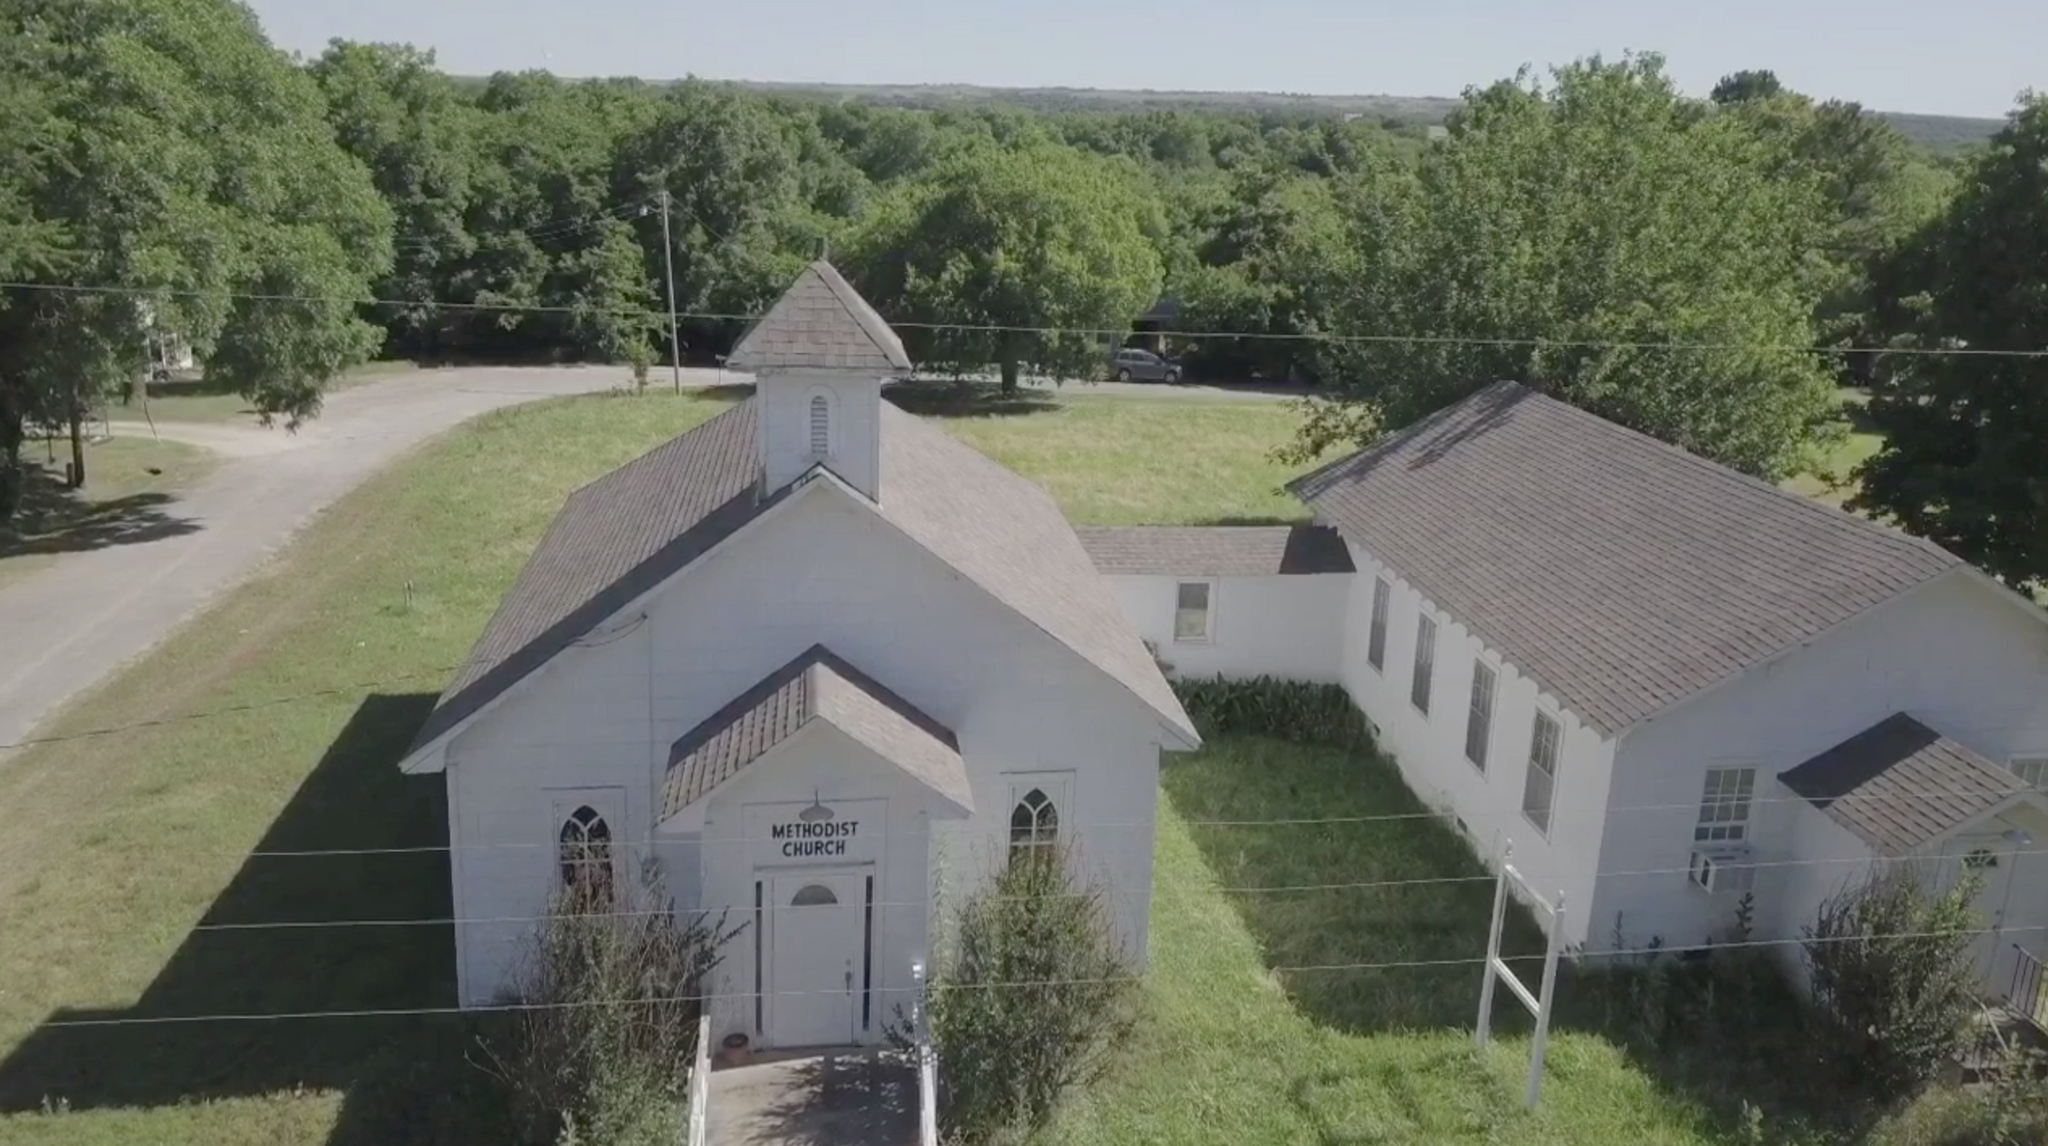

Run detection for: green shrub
[[916, 841, 1136, 1146], [484, 865, 739, 1146], [1170, 675, 1374, 753], [1802, 864, 1984, 1096], [1867, 1046, 2048, 1146]]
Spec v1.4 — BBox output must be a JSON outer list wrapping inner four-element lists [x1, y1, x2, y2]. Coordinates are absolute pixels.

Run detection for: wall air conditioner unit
[[1688, 846, 1756, 895]]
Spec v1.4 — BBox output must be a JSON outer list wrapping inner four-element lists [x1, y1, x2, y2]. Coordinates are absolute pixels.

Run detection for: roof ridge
[[807, 260, 902, 367]]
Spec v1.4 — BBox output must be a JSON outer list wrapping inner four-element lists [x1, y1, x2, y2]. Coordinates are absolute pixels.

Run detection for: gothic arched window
[[1009, 788, 1059, 862], [558, 804, 614, 898]]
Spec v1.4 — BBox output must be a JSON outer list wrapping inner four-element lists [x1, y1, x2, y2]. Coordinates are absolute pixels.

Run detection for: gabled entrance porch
[[655, 645, 974, 1054]]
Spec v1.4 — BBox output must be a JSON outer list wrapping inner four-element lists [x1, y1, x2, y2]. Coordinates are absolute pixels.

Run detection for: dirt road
[[0, 365, 706, 751]]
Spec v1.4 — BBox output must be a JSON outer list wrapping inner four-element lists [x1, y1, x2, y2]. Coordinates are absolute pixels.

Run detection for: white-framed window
[[1004, 772, 1074, 865], [806, 389, 834, 459], [2011, 756, 2048, 792], [1464, 661, 1496, 770], [1173, 580, 1214, 643], [1367, 578, 1391, 670], [1410, 614, 1437, 715], [1521, 712, 1562, 836], [550, 788, 625, 903], [1694, 767, 1758, 843]]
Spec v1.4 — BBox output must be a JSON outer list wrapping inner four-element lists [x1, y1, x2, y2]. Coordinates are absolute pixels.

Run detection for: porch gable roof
[[1779, 713, 2030, 856], [660, 644, 971, 819]]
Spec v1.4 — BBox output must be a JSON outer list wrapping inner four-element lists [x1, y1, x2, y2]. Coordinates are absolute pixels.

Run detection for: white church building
[[403, 262, 2048, 1049], [397, 261, 1198, 1049]]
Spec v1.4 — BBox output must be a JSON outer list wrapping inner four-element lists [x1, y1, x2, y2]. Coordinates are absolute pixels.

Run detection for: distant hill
[[725, 79, 2003, 155]]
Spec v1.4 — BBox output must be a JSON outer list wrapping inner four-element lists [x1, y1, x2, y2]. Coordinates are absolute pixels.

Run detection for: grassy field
[[101, 361, 420, 425], [0, 385, 1954, 1146], [1050, 738, 1877, 1146], [0, 436, 218, 593]]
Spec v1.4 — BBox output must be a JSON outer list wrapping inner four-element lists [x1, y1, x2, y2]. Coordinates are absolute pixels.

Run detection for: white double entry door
[[765, 868, 869, 1049]]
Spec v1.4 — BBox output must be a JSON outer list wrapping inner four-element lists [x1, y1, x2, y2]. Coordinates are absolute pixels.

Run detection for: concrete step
[[705, 1047, 918, 1146]]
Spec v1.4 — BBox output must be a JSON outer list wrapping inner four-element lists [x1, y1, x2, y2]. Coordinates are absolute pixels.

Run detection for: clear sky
[[245, 0, 2042, 120]]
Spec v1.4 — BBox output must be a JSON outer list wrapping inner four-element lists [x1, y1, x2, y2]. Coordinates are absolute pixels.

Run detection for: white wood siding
[[1335, 538, 1616, 948], [1101, 573, 1349, 683], [1600, 571, 2048, 953], [445, 488, 1165, 1008]]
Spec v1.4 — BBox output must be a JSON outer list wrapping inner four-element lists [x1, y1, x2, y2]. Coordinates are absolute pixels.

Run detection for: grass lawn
[[101, 361, 420, 425], [0, 389, 1309, 1146], [0, 436, 218, 593], [1052, 738, 1813, 1146]]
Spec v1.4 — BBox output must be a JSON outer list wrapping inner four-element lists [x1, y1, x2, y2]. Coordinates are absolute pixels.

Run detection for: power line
[[32, 922, 2047, 1029], [165, 844, 2048, 934], [4, 278, 2044, 358]]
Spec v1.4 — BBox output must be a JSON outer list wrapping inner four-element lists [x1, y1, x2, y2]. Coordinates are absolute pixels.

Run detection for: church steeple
[[727, 261, 911, 502]]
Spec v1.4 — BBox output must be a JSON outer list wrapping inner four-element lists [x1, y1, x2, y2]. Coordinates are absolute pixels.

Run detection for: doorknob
[[844, 967, 854, 994]]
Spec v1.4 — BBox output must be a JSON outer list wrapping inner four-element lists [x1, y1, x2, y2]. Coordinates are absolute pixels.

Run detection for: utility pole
[[658, 188, 683, 395]]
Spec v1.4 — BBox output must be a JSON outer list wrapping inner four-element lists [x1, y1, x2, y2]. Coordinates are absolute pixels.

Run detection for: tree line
[[0, 0, 2042, 589]]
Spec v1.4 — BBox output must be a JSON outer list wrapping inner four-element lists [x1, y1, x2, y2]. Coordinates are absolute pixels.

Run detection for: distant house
[[400, 262, 1197, 1048], [1130, 296, 1182, 356], [1087, 382, 2048, 1000]]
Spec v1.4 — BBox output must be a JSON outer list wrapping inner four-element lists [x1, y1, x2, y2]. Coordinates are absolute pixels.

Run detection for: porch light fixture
[[798, 789, 834, 824]]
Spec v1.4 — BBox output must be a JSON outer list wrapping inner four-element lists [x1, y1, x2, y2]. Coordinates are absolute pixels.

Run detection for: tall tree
[[0, 0, 391, 515], [1295, 56, 1840, 480], [1711, 69, 1785, 105], [1854, 95, 2048, 590], [310, 40, 478, 359], [848, 144, 1166, 392], [1174, 165, 1353, 383]]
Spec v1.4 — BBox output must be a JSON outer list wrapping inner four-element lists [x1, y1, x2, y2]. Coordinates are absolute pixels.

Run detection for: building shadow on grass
[[0, 693, 513, 1146], [0, 464, 200, 562], [1163, 738, 1860, 1144], [883, 380, 1061, 419]]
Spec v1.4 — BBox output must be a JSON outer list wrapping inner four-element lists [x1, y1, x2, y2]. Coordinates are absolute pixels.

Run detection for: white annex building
[[405, 262, 2048, 1047], [1096, 382, 2048, 1001], [398, 261, 1199, 1048]]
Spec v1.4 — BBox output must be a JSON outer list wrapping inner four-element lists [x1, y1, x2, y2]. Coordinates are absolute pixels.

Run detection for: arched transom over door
[[767, 871, 866, 1048]]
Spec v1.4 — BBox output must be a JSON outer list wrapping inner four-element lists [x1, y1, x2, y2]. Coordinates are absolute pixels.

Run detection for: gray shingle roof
[[662, 644, 969, 818], [1075, 525, 1356, 577], [409, 401, 1198, 759], [1290, 382, 1962, 736], [725, 260, 912, 374], [409, 401, 773, 752], [1779, 714, 2026, 856]]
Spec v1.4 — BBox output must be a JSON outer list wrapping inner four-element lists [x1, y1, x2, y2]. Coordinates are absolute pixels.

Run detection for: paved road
[[0, 364, 1295, 751], [0, 365, 712, 751]]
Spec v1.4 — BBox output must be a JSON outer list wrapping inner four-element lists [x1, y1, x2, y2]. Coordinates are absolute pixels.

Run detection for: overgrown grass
[[0, 389, 1305, 1146], [0, 436, 218, 592], [1051, 738, 1741, 1146]]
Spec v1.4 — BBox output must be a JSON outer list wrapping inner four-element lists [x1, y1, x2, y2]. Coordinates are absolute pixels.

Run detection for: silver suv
[[1110, 348, 1182, 383]]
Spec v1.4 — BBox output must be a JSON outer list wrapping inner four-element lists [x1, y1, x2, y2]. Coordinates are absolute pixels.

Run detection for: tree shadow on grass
[[0, 464, 200, 561], [1164, 737, 1863, 1145], [741, 1049, 917, 1146], [0, 693, 513, 1146], [883, 380, 1061, 419]]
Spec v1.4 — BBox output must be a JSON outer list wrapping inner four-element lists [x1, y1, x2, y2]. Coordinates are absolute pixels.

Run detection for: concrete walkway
[[0, 364, 730, 751], [706, 1049, 917, 1146]]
